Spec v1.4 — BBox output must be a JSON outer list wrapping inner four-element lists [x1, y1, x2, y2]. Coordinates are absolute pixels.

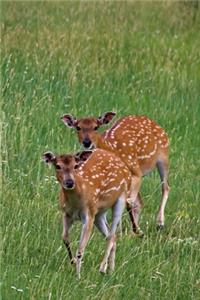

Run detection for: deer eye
[[94, 126, 98, 131], [76, 126, 81, 131], [56, 165, 61, 170]]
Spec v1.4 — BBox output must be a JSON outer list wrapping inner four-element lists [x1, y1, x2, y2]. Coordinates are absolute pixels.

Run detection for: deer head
[[61, 112, 116, 149], [43, 150, 93, 189]]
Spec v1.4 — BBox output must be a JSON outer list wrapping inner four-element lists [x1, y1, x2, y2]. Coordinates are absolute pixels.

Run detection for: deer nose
[[63, 179, 75, 189], [82, 138, 92, 149]]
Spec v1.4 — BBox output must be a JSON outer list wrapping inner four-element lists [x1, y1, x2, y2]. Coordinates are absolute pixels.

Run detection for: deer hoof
[[137, 229, 144, 238], [99, 262, 107, 274], [70, 257, 77, 265], [132, 228, 144, 238], [156, 224, 164, 231]]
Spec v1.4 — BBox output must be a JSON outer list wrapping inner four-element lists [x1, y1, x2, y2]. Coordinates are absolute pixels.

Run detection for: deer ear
[[61, 114, 77, 128], [75, 150, 93, 163], [43, 151, 56, 164], [97, 112, 116, 125]]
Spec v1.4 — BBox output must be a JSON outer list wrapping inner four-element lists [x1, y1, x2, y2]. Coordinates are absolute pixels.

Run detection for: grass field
[[1, 1, 200, 299]]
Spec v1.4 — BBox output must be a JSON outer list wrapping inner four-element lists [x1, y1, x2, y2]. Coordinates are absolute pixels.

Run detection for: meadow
[[1, 1, 200, 299]]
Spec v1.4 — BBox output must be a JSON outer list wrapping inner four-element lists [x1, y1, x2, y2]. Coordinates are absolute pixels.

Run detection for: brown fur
[[43, 148, 132, 278], [61, 113, 170, 230]]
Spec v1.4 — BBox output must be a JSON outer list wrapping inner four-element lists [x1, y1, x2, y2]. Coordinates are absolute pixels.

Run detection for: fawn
[[61, 112, 170, 231], [43, 149, 132, 278]]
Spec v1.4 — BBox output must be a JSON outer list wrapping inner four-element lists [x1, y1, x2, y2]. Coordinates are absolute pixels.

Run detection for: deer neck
[[61, 177, 84, 212], [96, 133, 114, 152]]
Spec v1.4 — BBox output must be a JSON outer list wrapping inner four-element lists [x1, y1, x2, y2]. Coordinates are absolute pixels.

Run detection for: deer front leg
[[62, 213, 75, 264], [76, 212, 94, 279]]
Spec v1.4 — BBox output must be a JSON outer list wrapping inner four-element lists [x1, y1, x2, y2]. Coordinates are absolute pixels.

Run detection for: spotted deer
[[43, 149, 132, 279], [61, 112, 170, 231]]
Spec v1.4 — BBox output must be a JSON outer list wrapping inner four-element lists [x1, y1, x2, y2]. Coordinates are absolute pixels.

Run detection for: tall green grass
[[1, 1, 200, 299]]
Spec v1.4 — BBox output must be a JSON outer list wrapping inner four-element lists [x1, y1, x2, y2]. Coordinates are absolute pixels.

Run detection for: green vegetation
[[1, 1, 200, 299]]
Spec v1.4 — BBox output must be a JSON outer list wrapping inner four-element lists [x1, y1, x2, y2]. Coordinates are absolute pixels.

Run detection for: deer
[[43, 148, 132, 279], [61, 112, 170, 233]]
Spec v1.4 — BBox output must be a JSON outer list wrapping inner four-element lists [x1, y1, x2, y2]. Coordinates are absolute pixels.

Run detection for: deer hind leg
[[95, 212, 115, 271], [94, 212, 110, 238], [156, 156, 170, 229], [126, 193, 143, 235], [99, 193, 126, 274], [108, 238, 116, 272], [127, 176, 144, 236]]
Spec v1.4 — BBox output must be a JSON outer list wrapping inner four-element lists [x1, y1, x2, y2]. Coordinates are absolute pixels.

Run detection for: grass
[[1, 1, 200, 299]]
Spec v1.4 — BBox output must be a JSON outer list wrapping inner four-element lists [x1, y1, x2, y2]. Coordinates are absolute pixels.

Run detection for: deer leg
[[126, 192, 143, 234], [156, 157, 170, 229], [99, 193, 125, 273], [62, 214, 74, 264], [99, 234, 117, 273], [127, 176, 144, 236], [94, 212, 110, 238], [76, 213, 94, 279], [95, 213, 116, 271], [108, 238, 116, 272]]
